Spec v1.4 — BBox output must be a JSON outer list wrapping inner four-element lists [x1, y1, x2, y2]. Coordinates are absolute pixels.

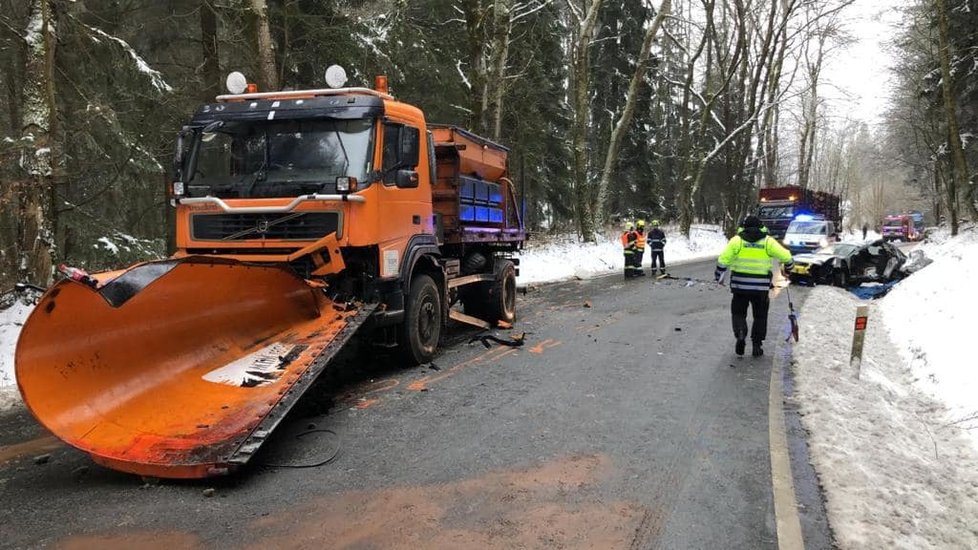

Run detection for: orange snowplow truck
[[15, 72, 524, 479]]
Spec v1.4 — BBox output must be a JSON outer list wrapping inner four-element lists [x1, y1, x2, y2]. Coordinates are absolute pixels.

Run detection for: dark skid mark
[[44, 301, 56, 314]]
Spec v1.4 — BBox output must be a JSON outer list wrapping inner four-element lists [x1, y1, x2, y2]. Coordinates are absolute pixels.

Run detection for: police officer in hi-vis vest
[[714, 216, 793, 357]]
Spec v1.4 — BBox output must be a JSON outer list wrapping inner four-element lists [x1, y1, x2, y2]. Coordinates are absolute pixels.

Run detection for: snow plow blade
[[15, 257, 374, 479]]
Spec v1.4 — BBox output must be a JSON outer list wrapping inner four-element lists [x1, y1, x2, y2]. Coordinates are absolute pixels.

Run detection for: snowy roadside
[[516, 224, 728, 284], [791, 287, 978, 547], [878, 226, 978, 445], [0, 301, 31, 408]]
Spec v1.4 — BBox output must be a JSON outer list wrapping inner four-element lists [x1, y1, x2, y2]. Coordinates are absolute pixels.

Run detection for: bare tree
[[934, 0, 972, 233], [249, 0, 278, 91], [567, 0, 604, 240], [595, 0, 672, 219], [201, 0, 221, 100]]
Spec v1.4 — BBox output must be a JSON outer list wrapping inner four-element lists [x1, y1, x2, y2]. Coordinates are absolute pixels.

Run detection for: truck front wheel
[[400, 274, 442, 365]]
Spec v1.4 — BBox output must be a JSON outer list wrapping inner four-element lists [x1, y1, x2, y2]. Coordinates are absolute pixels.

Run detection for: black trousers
[[650, 249, 665, 271], [731, 291, 770, 342]]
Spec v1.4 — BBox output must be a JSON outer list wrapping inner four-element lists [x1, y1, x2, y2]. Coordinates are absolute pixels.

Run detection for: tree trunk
[[249, 0, 278, 91], [17, 0, 57, 286], [465, 0, 489, 131], [200, 0, 221, 100], [487, 0, 512, 141], [569, 0, 603, 241], [935, 0, 971, 233], [595, 0, 671, 221]]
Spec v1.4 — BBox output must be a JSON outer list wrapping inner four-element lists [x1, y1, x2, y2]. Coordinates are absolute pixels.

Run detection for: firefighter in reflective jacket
[[621, 222, 639, 278], [648, 219, 667, 275], [634, 219, 647, 276], [714, 216, 793, 357]]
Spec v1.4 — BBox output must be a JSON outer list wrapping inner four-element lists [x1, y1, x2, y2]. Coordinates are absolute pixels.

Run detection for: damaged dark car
[[788, 240, 912, 287]]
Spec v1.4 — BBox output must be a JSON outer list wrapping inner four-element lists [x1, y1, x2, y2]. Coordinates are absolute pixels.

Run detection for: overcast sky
[[822, 0, 908, 125]]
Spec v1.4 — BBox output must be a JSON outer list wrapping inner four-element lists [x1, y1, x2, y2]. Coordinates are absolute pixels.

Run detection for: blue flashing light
[[794, 214, 814, 221]]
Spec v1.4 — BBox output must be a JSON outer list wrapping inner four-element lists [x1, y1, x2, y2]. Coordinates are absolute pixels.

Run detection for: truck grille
[[192, 212, 340, 241]]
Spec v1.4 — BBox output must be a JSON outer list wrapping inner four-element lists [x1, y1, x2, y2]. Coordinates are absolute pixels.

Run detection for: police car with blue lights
[[781, 214, 838, 254]]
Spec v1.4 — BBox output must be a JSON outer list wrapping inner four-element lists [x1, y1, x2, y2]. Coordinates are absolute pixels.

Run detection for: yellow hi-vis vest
[[716, 235, 793, 292]]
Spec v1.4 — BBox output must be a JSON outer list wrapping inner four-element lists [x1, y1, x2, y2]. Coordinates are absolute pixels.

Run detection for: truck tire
[[400, 274, 441, 365], [462, 251, 488, 275], [485, 260, 517, 324]]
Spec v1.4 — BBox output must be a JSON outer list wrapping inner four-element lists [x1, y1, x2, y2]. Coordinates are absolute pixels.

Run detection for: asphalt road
[[0, 258, 833, 549]]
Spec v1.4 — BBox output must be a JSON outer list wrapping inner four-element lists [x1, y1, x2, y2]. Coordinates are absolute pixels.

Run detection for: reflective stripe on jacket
[[648, 229, 666, 250], [716, 234, 793, 293], [621, 230, 637, 253]]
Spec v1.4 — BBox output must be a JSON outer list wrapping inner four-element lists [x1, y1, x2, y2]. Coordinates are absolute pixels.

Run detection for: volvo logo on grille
[[256, 220, 270, 234]]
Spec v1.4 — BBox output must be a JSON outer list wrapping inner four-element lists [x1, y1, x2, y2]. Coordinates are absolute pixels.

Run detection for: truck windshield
[[786, 221, 827, 235], [184, 118, 375, 198], [758, 205, 794, 219], [883, 219, 904, 227]]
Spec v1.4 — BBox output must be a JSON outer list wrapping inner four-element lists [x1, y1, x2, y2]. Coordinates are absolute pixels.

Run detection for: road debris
[[470, 332, 527, 349], [33, 454, 51, 465]]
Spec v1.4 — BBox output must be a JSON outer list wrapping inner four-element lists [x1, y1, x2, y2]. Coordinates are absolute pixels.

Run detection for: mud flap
[[16, 257, 375, 479]]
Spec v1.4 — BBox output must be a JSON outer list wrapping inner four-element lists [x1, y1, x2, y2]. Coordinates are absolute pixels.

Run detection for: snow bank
[[792, 286, 978, 549], [0, 302, 32, 408], [517, 225, 728, 284], [879, 226, 978, 445]]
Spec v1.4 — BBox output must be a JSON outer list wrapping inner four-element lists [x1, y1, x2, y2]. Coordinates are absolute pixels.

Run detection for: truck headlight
[[819, 237, 828, 248], [171, 181, 184, 197]]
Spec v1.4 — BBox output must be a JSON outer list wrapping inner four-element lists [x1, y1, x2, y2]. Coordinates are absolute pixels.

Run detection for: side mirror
[[395, 169, 419, 189], [173, 128, 190, 181], [398, 127, 420, 168]]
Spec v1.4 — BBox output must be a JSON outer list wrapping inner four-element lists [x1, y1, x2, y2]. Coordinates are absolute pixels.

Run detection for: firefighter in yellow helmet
[[633, 219, 647, 276], [620, 222, 639, 278], [714, 216, 793, 357]]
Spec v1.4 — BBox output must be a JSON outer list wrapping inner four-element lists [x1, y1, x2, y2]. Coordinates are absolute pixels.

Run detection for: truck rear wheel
[[487, 260, 517, 324], [462, 259, 517, 324], [400, 274, 441, 365]]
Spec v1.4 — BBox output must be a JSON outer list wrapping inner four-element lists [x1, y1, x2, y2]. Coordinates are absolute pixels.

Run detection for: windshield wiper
[[240, 158, 268, 198], [334, 129, 350, 175]]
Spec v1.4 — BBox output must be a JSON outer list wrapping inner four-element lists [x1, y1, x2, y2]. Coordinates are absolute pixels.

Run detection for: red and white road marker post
[[850, 305, 869, 379]]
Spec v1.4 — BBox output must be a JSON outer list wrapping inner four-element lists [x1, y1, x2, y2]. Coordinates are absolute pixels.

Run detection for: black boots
[[736, 337, 763, 357]]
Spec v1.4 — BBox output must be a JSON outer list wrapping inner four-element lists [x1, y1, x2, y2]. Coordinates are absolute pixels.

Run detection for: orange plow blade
[[15, 257, 374, 479]]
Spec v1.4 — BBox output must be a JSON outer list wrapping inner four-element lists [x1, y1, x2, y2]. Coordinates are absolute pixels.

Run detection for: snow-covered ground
[[0, 301, 31, 409], [517, 224, 728, 284], [791, 226, 978, 548]]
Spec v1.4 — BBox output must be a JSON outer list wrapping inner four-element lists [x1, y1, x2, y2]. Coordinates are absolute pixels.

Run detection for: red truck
[[756, 186, 841, 240], [881, 214, 921, 242]]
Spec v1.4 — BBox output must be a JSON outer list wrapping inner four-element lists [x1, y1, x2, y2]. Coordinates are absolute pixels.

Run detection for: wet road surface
[[0, 258, 833, 549]]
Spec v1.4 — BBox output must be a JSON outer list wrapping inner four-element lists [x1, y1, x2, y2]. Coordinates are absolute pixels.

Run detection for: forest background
[[0, 0, 975, 288]]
